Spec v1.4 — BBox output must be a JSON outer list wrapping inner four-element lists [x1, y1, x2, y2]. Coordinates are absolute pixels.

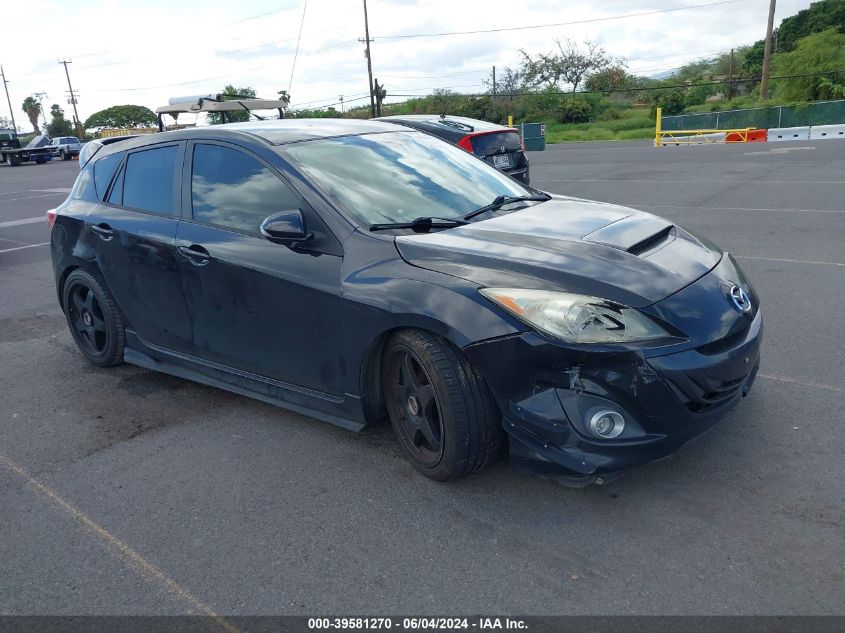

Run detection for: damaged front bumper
[[464, 308, 762, 485]]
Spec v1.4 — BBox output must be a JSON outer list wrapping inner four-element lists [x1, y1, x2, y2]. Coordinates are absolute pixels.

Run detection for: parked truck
[[0, 130, 52, 166], [49, 136, 83, 160]]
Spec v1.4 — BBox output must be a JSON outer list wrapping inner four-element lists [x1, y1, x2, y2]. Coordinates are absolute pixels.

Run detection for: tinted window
[[93, 153, 123, 200], [122, 145, 178, 215], [191, 144, 301, 234], [107, 165, 124, 206], [470, 131, 521, 155], [283, 131, 530, 226]]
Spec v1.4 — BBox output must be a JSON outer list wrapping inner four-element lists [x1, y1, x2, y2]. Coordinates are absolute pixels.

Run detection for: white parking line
[[0, 241, 49, 254], [735, 255, 845, 267], [0, 192, 67, 202], [0, 216, 45, 229], [643, 205, 845, 214], [759, 373, 842, 393]]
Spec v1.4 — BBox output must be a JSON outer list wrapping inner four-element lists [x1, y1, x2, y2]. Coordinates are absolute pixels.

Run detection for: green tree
[[777, 0, 845, 52], [520, 40, 620, 93], [46, 104, 73, 137], [771, 28, 845, 101], [207, 85, 257, 124], [556, 98, 592, 123], [84, 105, 156, 129], [21, 96, 41, 134]]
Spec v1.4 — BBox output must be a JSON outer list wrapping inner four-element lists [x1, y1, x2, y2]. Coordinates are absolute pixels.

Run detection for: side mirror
[[260, 209, 313, 243]]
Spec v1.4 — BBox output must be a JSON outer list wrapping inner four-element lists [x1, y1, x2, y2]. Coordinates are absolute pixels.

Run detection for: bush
[[556, 98, 592, 123]]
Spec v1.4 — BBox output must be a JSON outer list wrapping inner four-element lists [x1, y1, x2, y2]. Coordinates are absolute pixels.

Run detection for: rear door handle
[[90, 223, 114, 241], [177, 244, 211, 266]]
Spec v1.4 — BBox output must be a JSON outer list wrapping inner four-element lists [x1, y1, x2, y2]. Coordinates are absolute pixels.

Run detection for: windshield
[[282, 131, 531, 227]]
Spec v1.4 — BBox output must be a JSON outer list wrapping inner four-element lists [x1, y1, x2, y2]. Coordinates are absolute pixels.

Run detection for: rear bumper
[[464, 308, 762, 485]]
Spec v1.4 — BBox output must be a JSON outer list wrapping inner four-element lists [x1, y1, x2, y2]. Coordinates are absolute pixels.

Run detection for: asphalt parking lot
[[1, 141, 842, 616]]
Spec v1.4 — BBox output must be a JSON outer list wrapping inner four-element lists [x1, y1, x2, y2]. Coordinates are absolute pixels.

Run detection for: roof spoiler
[[78, 135, 139, 169]]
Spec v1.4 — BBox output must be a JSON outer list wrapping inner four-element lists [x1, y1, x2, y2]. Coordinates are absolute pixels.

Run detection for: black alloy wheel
[[382, 329, 505, 481], [62, 269, 125, 366], [386, 346, 445, 468]]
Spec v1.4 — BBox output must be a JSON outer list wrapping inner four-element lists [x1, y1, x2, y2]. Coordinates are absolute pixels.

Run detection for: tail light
[[47, 208, 57, 230], [519, 135, 526, 152], [456, 135, 475, 153]]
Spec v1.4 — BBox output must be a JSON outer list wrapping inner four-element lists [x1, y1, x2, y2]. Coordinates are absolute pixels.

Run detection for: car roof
[[376, 115, 514, 134], [94, 119, 406, 158]]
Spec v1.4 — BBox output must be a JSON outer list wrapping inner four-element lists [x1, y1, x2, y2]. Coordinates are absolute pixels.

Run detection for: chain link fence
[[660, 99, 845, 131]]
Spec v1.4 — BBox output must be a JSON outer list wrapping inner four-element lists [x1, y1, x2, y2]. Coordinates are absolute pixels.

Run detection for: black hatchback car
[[51, 119, 761, 484], [376, 114, 530, 184]]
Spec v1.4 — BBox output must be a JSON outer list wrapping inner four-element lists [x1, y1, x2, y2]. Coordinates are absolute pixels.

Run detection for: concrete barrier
[[809, 124, 845, 140], [768, 126, 810, 141]]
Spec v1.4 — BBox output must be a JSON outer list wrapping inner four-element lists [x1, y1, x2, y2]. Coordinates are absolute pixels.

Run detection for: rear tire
[[62, 151, 71, 161], [62, 270, 125, 367], [382, 329, 504, 481]]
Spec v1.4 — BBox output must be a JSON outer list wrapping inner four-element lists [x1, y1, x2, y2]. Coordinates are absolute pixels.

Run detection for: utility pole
[[726, 49, 734, 101], [360, 0, 376, 118], [339, 95, 344, 114], [492, 66, 497, 97], [760, 0, 776, 100], [1, 66, 16, 132], [58, 59, 82, 136]]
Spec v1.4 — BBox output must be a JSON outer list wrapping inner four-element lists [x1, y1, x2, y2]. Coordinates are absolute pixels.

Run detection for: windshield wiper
[[369, 216, 467, 233], [463, 193, 551, 221]]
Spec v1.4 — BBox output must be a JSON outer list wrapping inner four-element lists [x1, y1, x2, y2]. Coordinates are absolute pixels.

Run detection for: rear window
[[470, 131, 520, 155]]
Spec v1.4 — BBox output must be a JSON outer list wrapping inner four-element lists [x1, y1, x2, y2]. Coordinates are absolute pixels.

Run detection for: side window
[[191, 143, 301, 234], [107, 165, 124, 206], [122, 145, 179, 215], [93, 153, 123, 200]]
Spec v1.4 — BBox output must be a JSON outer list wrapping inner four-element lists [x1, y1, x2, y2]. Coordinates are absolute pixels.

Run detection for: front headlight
[[480, 288, 669, 344]]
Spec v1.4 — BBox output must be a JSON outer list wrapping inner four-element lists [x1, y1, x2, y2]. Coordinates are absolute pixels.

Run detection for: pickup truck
[[49, 136, 83, 160], [0, 130, 52, 166]]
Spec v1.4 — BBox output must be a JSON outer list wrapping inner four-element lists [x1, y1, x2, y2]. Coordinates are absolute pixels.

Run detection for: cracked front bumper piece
[[465, 307, 762, 485]]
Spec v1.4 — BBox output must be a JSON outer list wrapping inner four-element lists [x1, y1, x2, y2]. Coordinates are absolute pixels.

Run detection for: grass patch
[[545, 119, 654, 143]]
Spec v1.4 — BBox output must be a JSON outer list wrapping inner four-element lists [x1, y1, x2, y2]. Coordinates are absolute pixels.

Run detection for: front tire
[[62, 270, 125, 367], [382, 329, 504, 481]]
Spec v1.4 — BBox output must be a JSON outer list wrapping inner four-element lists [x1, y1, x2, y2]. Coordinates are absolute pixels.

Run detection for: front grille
[[663, 370, 748, 414], [696, 322, 751, 355]]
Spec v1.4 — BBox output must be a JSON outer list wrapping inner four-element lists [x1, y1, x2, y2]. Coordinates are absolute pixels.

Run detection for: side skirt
[[123, 345, 367, 433]]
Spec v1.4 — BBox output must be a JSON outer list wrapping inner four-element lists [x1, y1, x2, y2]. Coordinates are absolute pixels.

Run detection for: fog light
[[589, 410, 625, 439]]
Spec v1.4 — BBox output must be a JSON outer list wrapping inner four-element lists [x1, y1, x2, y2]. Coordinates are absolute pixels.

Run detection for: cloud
[[1, 0, 814, 130]]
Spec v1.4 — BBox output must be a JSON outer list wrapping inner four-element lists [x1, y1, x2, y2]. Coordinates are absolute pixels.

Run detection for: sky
[[2, 0, 812, 131]]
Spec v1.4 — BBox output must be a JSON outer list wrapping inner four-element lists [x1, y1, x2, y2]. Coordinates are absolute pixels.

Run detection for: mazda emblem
[[729, 284, 752, 314]]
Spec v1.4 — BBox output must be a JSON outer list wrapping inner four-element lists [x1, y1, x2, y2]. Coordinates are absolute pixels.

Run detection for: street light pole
[[760, 0, 777, 100]]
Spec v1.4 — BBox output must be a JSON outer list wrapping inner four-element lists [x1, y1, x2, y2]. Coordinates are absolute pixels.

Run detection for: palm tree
[[22, 96, 41, 134]]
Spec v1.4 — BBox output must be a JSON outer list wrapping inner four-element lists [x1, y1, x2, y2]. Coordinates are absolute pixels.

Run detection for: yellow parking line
[[0, 451, 241, 633]]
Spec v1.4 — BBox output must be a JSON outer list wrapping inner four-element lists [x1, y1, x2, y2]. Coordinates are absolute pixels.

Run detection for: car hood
[[395, 196, 721, 308]]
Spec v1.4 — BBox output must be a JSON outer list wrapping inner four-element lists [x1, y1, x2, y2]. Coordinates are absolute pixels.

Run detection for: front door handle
[[177, 244, 211, 266], [90, 223, 114, 241]]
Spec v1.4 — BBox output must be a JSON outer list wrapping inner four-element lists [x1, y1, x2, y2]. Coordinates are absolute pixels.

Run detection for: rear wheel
[[62, 150, 71, 161], [382, 329, 504, 481], [62, 270, 125, 367]]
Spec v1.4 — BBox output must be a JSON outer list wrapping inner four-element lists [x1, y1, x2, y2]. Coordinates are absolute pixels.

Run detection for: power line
[[288, 0, 309, 93], [374, 0, 748, 40]]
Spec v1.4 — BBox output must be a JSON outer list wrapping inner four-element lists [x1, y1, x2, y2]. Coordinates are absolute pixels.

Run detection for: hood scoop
[[582, 215, 676, 255]]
